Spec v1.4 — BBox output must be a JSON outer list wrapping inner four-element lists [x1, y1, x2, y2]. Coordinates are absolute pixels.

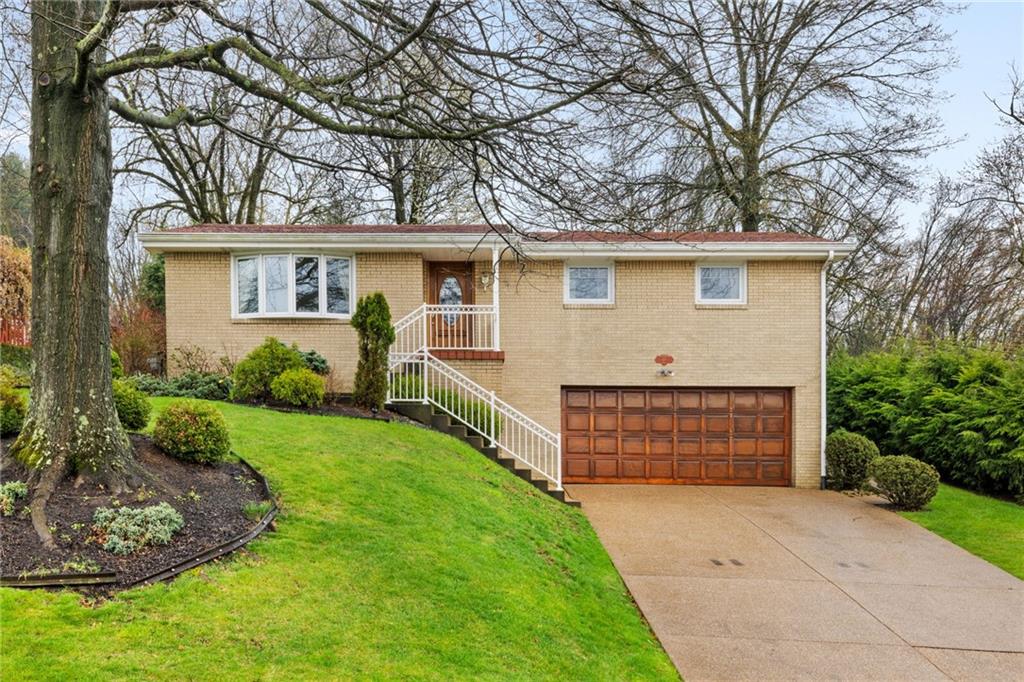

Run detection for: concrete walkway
[[568, 485, 1024, 681]]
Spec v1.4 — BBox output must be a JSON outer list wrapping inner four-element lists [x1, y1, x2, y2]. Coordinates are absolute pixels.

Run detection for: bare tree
[[553, 0, 955, 233], [3, 0, 619, 547]]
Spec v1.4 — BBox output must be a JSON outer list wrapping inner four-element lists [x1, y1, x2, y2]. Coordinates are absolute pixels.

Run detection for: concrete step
[[463, 434, 484, 450], [430, 414, 451, 430], [447, 424, 467, 439], [390, 402, 432, 423]]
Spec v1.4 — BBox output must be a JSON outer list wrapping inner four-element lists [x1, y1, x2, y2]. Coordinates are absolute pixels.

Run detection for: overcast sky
[[899, 1, 1024, 228]]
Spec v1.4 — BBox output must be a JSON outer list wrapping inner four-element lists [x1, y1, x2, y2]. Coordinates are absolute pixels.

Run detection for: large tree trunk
[[11, 0, 137, 549]]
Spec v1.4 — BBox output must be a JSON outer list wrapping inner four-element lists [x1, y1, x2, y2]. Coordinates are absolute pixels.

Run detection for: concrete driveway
[[569, 485, 1024, 681]]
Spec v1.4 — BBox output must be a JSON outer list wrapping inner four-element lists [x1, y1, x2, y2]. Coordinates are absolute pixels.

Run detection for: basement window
[[696, 263, 746, 305], [232, 254, 353, 318]]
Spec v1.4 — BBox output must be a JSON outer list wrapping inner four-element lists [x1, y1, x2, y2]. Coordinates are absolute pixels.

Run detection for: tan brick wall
[[492, 259, 824, 488], [164, 252, 423, 388], [165, 253, 823, 487]]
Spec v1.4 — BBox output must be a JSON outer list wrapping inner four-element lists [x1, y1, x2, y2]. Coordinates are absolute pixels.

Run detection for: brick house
[[140, 224, 853, 494]]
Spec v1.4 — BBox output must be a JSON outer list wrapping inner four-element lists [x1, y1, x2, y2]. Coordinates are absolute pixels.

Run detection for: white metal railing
[[387, 304, 560, 489], [391, 303, 498, 352]]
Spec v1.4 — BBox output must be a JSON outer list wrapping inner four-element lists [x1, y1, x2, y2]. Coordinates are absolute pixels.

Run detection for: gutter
[[820, 249, 835, 489]]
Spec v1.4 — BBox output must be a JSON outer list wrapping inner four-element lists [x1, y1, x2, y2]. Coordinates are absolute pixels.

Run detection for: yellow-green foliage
[[271, 368, 325, 408], [0, 382, 27, 436], [231, 337, 304, 402], [112, 378, 151, 431], [868, 455, 940, 510], [829, 342, 1024, 496]]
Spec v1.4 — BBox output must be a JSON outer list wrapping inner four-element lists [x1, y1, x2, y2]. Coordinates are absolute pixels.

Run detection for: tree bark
[[12, 0, 137, 549]]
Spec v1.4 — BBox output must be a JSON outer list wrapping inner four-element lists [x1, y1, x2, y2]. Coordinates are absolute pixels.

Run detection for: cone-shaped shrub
[[351, 293, 395, 411]]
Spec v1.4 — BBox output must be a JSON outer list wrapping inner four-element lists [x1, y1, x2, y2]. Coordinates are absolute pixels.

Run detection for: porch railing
[[392, 303, 497, 352]]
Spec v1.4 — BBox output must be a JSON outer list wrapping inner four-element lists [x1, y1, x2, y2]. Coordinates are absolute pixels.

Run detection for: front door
[[427, 262, 475, 348]]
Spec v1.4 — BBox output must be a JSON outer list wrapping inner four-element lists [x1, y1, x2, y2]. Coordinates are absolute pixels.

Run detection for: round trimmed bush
[[825, 429, 880, 490], [271, 368, 326, 408], [0, 383, 27, 436], [231, 337, 304, 402], [867, 455, 940, 510], [153, 400, 231, 464], [113, 378, 152, 431]]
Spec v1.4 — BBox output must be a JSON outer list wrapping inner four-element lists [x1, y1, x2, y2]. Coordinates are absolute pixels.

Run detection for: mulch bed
[[0, 435, 272, 590]]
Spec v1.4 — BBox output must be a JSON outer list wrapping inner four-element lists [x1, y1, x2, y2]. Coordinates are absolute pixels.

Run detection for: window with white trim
[[696, 263, 746, 304], [564, 262, 614, 303], [233, 254, 353, 318]]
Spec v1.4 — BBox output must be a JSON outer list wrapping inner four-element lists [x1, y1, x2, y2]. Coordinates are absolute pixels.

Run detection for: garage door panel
[[677, 391, 702, 410], [649, 437, 674, 456], [562, 387, 791, 486], [621, 436, 645, 455], [565, 436, 591, 455], [565, 413, 591, 432], [621, 391, 647, 409], [733, 391, 760, 411], [705, 415, 731, 433], [704, 437, 730, 456], [649, 391, 675, 410], [677, 415, 701, 433]]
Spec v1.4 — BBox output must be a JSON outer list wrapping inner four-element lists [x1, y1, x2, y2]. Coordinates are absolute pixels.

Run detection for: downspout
[[820, 249, 835, 490]]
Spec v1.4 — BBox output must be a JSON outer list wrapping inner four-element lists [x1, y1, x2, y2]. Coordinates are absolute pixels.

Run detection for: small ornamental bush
[[110, 349, 125, 379], [231, 338, 305, 402], [112, 378, 152, 431], [299, 349, 330, 376], [0, 481, 28, 516], [129, 372, 232, 401], [91, 502, 184, 555], [352, 293, 395, 411], [271, 368, 326, 408], [0, 364, 29, 388], [0, 382, 27, 436], [153, 400, 231, 464], [867, 455, 940, 511], [825, 429, 880, 490]]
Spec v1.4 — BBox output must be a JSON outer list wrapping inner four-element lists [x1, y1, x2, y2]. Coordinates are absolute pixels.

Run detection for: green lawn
[[901, 484, 1024, 579], [1, 399, 677, 680]]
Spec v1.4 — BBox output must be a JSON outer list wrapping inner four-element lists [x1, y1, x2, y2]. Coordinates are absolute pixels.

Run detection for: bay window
[[232, 254, 353, 318]]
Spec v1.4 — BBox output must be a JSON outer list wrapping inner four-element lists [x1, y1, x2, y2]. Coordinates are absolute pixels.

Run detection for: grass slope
[[1, 399, 677, 680], [901, 484, 1024, 580]]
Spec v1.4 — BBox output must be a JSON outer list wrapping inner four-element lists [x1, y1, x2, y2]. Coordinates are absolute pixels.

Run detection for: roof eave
[[137, 231, 855, 259]]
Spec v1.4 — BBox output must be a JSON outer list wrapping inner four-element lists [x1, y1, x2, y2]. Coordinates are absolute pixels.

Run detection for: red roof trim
[[158, 224, 836, 244]]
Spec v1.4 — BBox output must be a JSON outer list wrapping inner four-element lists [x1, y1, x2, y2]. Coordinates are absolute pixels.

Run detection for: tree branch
[[109, 97, 216, 128]]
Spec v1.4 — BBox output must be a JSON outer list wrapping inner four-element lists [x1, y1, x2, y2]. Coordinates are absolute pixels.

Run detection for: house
[[139, 224, 854, 494]]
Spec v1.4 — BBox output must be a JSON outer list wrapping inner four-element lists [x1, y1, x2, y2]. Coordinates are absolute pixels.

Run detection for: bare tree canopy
[[547, 0, 955, 234]]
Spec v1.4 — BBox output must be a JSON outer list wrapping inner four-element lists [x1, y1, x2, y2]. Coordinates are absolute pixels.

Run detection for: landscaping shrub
[[300, 349, 330, 376], [352, 293, 394, 411], [0, 481, 28, 516], [129, 371, 232, 401], [0, 343, 31, 372], [0, 382, 27, 436], [390, 374, 500, 438], [271, 368, 325, 408], [867, 455, 940, 511], [231, 338, 305, 402], [825, 429, 879, 490], [91, 502, 184, 555], [112, 378, 152, 431], [153, 400, 231, 464], [0, 364, 29, 388], [110, 349, 125, 379], [829, 342, 1024, 497]]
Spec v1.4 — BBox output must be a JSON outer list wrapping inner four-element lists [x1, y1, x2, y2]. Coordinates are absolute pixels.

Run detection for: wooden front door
[[562, 387, 792, 485], [427, 262, 475, 348]]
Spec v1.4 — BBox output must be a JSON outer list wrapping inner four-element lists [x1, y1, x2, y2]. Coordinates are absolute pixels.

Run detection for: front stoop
[[389, 402, 578, 507]]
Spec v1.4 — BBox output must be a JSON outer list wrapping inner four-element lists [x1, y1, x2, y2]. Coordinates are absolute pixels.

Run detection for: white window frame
[[231, 253, 355, 319], [564, 260, 615, 304], [695, 262, 747, 305]]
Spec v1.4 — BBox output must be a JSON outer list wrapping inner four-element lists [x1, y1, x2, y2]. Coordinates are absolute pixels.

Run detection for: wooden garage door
[[562, 387, 792, 485]]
